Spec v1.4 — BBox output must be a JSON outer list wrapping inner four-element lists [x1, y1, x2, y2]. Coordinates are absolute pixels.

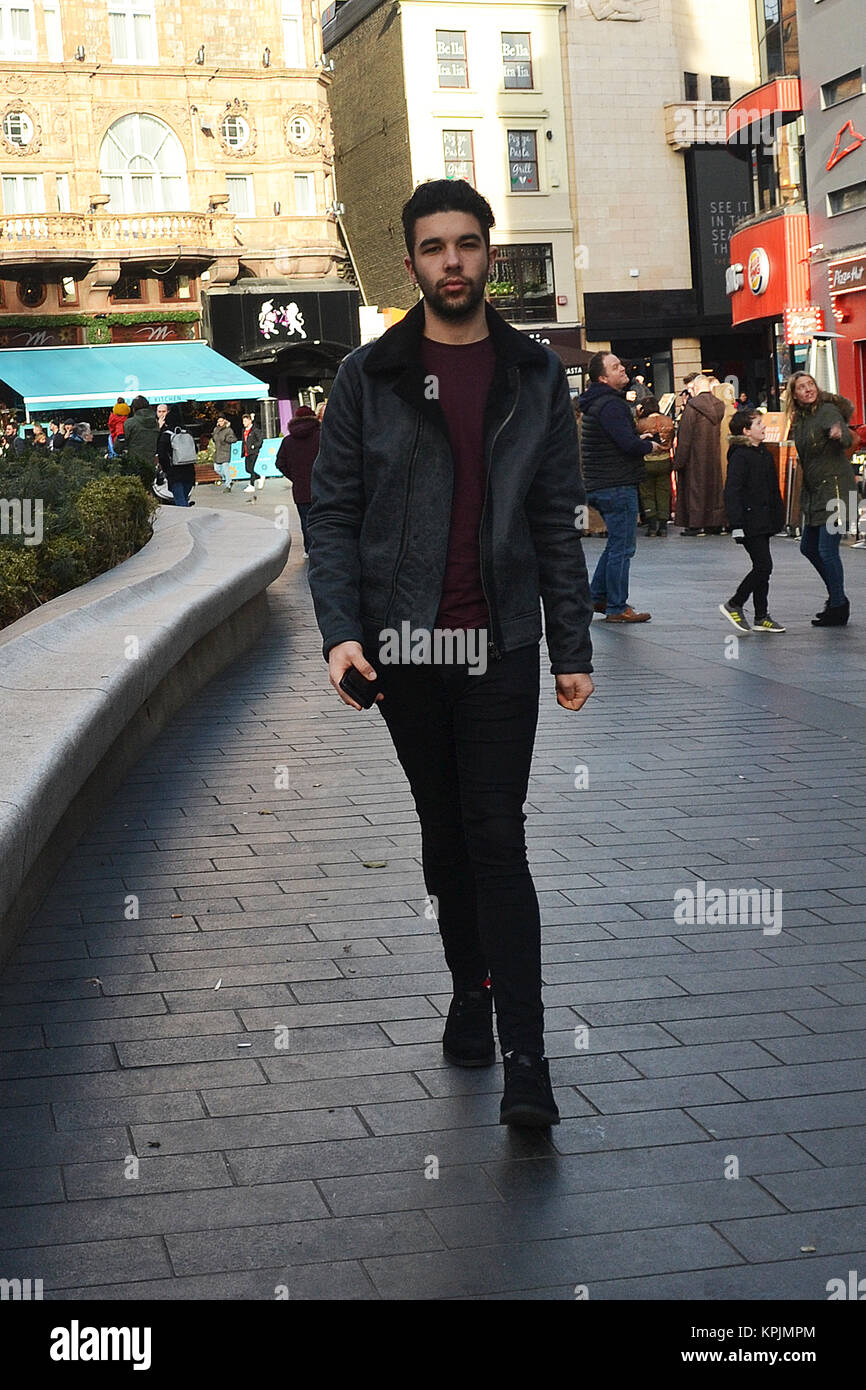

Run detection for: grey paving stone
[[758, 1030, 866, 1065], [0, 1044, 118, 1080], [0, 1236, 172, 1289], [791, 1124, 866, 1166], [483, 1134, 818, 1203], [53, 1092, 208, 1131], [0, 1129, 132, 1171], [130, 1106, 370, 1156], [319, 1165, 504, 1217], [575, 1074, 747, 1114], [0, 1181, 328, 1251], [576, 1253, 866, 1301], [44, 1010, 246, 1048], [0, 1168, 65, 1207], [755, 1164, 866, 1213], [63, 1153, 234, 1201], [166, 1210, 443, 1275], [619, 1041, 779, 1077], [718, 1057, 866, 1100], [201, 1071, 429, 1117], [361, 1224, 739, 1299], [716, 1205, 866, 1264], [686, 1089, 866, 1139], [659, 1014, 812, 1045], [48, 1262, 380, 1301]]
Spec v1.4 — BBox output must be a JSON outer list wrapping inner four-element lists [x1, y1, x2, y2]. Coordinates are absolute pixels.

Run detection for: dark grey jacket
[[307, 300, 593, 675]]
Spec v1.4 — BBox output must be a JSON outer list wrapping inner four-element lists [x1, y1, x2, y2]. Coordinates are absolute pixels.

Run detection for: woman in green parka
[[785, 371, 855, 626]]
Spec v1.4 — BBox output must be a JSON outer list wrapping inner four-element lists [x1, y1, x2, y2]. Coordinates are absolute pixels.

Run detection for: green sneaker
[[719, 602, 751, 632], [753, 616, 786, 633]]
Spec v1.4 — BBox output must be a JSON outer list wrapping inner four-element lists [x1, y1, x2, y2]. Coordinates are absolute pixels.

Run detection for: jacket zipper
[[385, 416, 422, 629], [480, 370, 521, 658]]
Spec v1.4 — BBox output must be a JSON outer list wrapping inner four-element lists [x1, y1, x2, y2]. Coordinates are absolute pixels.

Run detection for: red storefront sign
[[727, 209, 810, 326], [110, 321, 198, 343], [784, 305, 824, 343], [0, 324, 82, 348]]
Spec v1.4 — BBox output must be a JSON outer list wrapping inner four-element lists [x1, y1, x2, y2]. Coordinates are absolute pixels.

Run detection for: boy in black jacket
[[720, 410, 786, 633]]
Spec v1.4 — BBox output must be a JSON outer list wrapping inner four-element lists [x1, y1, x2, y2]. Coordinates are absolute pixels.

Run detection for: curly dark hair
[[402, 179, 495, 257]]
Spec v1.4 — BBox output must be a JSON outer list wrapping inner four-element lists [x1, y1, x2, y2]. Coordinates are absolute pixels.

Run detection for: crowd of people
[[576, 354, 863, 632]]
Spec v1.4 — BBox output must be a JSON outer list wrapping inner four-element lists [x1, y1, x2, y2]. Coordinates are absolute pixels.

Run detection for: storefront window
[[488, 243, 554, 323], [751, 118, 805, 213]]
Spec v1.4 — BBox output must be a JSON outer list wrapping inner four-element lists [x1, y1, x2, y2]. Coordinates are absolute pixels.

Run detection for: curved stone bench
[[0, 505, 290, 963]]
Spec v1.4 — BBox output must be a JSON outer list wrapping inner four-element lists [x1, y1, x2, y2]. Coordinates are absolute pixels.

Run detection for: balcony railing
[[0, 210, 238, 253]]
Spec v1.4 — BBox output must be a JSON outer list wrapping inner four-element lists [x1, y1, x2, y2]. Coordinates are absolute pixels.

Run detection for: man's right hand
[[328, 641, 383, 709]]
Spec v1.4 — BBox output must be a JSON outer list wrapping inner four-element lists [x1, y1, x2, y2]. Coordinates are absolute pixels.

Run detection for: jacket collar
[[362, 298, 549, 374]]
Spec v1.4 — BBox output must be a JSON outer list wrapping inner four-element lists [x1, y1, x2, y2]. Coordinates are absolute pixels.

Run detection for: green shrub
[[0, 448, 157, 629]]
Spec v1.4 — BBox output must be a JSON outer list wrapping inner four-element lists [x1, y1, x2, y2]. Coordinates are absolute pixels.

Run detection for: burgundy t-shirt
[[420, 335, 496, 630]]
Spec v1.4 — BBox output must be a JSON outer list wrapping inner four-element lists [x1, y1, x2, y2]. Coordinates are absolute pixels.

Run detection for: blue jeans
[[800, 525, 846, 606], [587, 486, 639, 615], [170, 479, 193, 507]]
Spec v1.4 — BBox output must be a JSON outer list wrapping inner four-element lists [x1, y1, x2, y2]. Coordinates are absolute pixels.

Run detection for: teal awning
[[0, 341, 269, 414]]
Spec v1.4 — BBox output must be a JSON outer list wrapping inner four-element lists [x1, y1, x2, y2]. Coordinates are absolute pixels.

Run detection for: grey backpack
[[170, 428, 197, 466]]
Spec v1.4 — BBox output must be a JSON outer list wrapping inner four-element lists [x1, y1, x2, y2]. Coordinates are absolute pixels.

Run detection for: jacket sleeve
[[597, 396, 653, 458], [723, 450, 747, 530], [524, 362, 594, 676], [306, 357, 366, 659], [157, 429, 172, 472]]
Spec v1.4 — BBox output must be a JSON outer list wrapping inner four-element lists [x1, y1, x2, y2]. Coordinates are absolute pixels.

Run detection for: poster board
[[225, 438, 283, 480]]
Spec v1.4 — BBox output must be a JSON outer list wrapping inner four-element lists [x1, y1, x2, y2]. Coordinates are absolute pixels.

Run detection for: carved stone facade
[[0, 2, 345, 326]]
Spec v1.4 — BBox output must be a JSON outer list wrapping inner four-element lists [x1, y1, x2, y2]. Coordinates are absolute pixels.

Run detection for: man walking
[[307, 179, 594, 1127], [579, 353, 657, 622], [675, 373, 726, 536]]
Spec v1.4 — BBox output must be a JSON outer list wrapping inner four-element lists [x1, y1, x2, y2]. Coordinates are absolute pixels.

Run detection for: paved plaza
[[2, 487, 866, 1301]]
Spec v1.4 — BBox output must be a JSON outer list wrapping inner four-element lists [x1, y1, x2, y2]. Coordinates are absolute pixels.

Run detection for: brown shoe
[[593, 600, 607, 614], [605, 606, 651, 623]]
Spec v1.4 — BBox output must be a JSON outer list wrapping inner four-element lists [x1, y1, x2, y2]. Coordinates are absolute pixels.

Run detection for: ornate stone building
[[0, 0, 353, 391]]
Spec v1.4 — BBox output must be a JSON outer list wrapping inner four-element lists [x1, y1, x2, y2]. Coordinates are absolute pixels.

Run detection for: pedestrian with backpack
[[157, 405, 197, 507]]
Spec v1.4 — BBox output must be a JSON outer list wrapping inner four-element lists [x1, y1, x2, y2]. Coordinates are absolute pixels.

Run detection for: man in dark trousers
[[275, 405, 320, 555], [579, 353, 657, 622], [307, 179, 594, 1127]]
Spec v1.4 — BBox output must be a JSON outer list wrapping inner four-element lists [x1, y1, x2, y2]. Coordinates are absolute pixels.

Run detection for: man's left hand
[[555, 673, 594, 711]]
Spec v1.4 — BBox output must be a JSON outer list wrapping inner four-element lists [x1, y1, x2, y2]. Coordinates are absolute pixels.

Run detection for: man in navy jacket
[[579, 353, 657, 622]]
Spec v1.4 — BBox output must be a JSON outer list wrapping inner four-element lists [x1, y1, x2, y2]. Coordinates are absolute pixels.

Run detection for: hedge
[[0, 449, 157, 628]]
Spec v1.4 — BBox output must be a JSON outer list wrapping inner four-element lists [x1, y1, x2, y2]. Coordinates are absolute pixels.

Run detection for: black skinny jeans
[[730, 534, 773, 620], [373, 641, 544, 1054]]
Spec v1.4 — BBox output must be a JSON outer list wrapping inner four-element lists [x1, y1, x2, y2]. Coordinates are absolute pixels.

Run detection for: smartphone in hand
[[339, 666, 381, 708]]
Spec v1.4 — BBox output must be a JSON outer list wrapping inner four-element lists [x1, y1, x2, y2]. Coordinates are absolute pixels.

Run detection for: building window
[[110, 273, 144, 301], [502, 32, 532, 90], [55, 172, 70, 211], [822, 69, 865, 109], [437, 30, 467, 89], [710, 75, 731, 101], [756, 0, 798, 82], [443, 130, 475, 185], [829, 180, 866, 216], [293, 172, 315, 214], [2, 110, 33, 146], [226, 174, 254, 216], [683, 71, 699, 101], [0, 2, 35, 58], [288, 115, 312, 144], [108, 1, 157, 64], [43, 0, 62, 60], [58, 274, 78, 305], [99, 114, 187, 213], [508, 129, 539, 192], [221, 114, 250, 149], [282, 0, 304, 66], [17, 274, 45, 307], [1, 172, 44, 213], [487, 243, 555, 323], [159, 272, 194, 301]]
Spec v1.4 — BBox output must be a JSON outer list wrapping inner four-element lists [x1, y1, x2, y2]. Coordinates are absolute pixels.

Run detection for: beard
[[413, 265, 488, 320]]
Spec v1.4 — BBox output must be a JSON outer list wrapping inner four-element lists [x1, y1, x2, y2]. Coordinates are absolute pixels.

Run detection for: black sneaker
[[442, 982, 495, 1067], [499, 1052, 560, 1127]]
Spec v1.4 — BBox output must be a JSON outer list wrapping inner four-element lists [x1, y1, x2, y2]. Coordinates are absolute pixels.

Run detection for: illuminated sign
[[748, 247, 770, 295], [783, 305, 825, 344]]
